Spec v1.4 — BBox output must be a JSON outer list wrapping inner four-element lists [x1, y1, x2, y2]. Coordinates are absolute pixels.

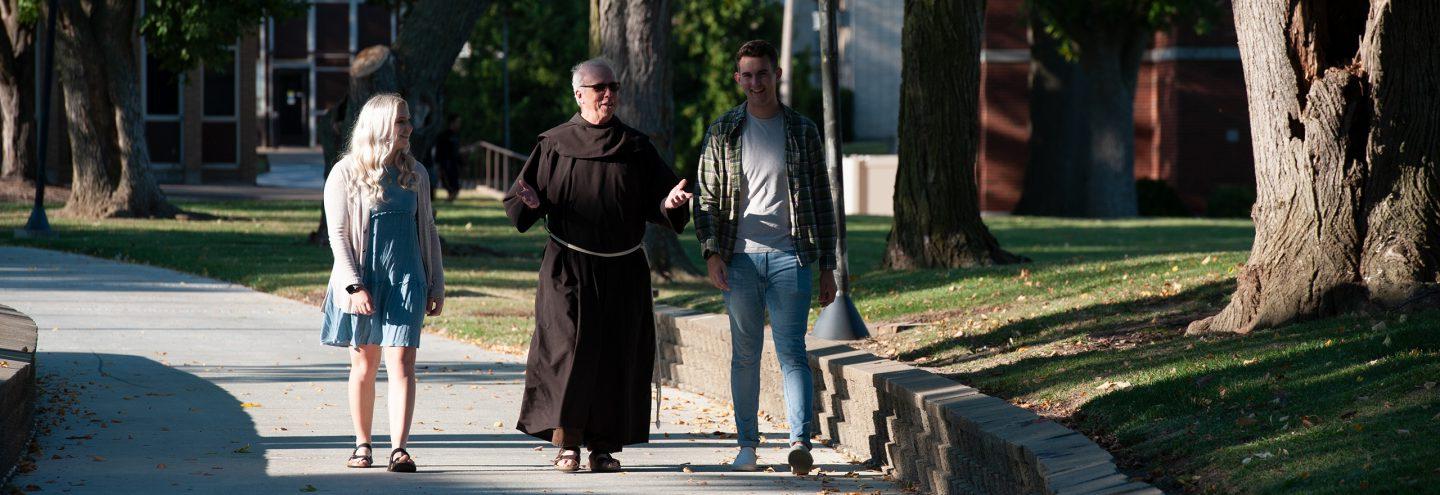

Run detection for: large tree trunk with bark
[[592, 0, 700, 281], [1014, 19, 1145, 218], [1014, 13, 1084, 216], [54, 0, 175, 218], [0, 0, 35, 182], [307, 1, 485, 245], [884, 0, 1024, 269], [1188, 0, 1440, 335], [56, 0, 121, 218]]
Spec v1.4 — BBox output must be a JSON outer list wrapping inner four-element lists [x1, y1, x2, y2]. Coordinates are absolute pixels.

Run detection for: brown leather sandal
[[553, 448, 581, 472], [387, 448, 417, 472], [589, 452, 622, 473], [346, 443, 373, 468]]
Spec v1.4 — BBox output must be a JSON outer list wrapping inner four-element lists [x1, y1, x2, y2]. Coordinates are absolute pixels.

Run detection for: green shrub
[[1206, 184, 1256, 218], [1136, 179, 1192, 217]]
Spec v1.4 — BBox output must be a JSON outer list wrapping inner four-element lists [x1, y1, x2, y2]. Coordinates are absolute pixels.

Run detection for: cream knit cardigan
[[323, 157, 445, 313]]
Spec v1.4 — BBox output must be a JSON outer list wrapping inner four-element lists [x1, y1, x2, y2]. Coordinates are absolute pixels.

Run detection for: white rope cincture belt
[[546, 228, 642, 258]]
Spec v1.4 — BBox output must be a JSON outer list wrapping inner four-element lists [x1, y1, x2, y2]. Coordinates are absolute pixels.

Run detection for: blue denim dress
[[321, 170, 427, 348]]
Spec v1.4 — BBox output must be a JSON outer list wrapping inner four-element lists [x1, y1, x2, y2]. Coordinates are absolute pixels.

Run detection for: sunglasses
[[581, 82, 620, 93]]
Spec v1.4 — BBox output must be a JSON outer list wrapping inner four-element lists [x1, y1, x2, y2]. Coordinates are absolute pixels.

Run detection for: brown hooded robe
[[505, 114, 689, 452]]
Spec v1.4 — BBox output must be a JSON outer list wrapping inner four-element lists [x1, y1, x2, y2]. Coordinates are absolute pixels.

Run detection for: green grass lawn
[[3, 196, 1436, 494]]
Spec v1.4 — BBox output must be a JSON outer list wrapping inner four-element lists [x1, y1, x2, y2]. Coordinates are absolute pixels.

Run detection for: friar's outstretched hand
[[516, 180, 541, 209], [663, 179, 692, 210]]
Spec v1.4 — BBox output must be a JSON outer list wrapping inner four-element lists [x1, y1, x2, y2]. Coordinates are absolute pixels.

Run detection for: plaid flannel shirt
[[693, 103, 837, 271]]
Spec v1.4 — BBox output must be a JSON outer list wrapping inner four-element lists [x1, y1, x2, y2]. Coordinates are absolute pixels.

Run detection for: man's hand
[[426, 297, 444, 316], [351, 288, 375, 315], [818, 270, 837, 307], [663, 179, 693, 210], [515, 180, 541, 209], [706, 255, 730, 291]]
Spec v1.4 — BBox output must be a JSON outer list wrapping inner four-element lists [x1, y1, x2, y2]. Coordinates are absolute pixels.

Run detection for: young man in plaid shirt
[[692, 39, 837, 475]]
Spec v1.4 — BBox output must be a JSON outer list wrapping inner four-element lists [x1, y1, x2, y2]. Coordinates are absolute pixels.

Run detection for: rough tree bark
[[1014, 17, 1145, 218], [1188, 0, 1440, 335], [308, 1, 484, 244], [883, 0, 1024, 269], [0, 0, 35, 182], [592, 0, 701, 281], [54, 0, 176, 218]]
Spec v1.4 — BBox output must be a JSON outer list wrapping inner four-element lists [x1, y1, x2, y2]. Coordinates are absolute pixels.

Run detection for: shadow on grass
[[954, 309, 1440, 494], [904, 278, 1236, 367]]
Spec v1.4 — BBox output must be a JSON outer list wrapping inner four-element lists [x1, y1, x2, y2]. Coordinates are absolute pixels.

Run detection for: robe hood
[[539, 114, 651, 160]]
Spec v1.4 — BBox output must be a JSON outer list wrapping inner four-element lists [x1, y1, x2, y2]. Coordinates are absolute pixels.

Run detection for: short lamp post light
[[812, 0, 868, 341], [16, 0, 60, 239]]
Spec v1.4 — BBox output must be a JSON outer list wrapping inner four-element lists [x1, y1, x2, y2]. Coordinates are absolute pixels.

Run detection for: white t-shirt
[[734, 112, 794, 253]]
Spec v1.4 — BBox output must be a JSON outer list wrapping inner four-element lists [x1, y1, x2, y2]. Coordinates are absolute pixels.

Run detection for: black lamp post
[[812, 0, 868, 341], [16, 0, 59, 239]]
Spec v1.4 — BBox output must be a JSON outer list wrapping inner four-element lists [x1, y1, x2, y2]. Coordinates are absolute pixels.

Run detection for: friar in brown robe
[[504, 59, 691, 472]]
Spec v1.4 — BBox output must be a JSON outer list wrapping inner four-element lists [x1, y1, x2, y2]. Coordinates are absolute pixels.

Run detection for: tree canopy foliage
[[140, 0, 306, 73]]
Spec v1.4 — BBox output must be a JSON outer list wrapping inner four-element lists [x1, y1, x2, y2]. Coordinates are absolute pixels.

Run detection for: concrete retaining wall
[[654, 305, 1159, 495], [0, 304, 38, 483]]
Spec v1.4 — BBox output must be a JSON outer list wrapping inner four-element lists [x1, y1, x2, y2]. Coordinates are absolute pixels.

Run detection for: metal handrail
[[459, 140, 528, 192]]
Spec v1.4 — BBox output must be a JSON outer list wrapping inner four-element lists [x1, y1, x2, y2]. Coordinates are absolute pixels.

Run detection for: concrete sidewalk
[[0, 247, 899, 494]]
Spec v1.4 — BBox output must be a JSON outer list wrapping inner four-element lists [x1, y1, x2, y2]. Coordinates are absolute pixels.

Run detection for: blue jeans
[[724, 251, 814, 448]]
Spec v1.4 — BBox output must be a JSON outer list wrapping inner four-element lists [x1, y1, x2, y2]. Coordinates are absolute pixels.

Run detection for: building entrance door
[[273, 69, 309, 147]]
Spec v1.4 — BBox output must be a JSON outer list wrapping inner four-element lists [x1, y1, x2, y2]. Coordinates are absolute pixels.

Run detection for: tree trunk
[[592, 0, 701, 281], [308, 1, 484, 244], [98, 0, 174, 218], [884, 0, 1024, 269], [1013, 12, 1085, 216], [54, 0, 176, 219], [1188, 0, 1440, 335], [392, 1, 483, 164], [56, 0, 120, 218], [1014, 21, 1145, 218], [0, 0, 35, 182], [1075, 29, 1144, 218]]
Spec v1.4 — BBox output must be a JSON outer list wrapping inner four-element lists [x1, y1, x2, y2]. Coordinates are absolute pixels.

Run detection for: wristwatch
[[345, 284, 363, 294]]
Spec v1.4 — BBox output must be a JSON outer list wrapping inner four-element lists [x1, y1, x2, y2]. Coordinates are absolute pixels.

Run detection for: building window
[[204, 64, 237, 117], [145, 54, 181, 116], [146, 122, 182, 163]]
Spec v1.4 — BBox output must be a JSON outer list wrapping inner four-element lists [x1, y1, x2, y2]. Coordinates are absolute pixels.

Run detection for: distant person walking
[[693, 40, 837, 475], [320, 93, 445, 473], [432, 114, 464, 202], [504, 58, 691, 473]]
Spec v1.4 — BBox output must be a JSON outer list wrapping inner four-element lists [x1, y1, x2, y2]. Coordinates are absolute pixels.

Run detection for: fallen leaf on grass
[[1301, 416, 1321, 428], [1235, 417, 1259, 427]]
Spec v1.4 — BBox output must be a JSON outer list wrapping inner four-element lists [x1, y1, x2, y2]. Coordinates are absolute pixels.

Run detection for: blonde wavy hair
[[343, 93, 420, 205]]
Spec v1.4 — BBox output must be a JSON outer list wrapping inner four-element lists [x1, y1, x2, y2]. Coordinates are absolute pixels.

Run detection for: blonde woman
[[321, 93, 444, 473]]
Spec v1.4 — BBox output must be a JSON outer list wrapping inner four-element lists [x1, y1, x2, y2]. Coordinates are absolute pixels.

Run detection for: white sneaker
[[731, 446, 759, 471], [787, 442, 813, 475]]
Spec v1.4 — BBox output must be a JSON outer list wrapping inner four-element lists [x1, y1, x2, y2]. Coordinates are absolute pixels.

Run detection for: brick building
[[139, 0, 395, 184], [978, 0, 1253, 213]]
